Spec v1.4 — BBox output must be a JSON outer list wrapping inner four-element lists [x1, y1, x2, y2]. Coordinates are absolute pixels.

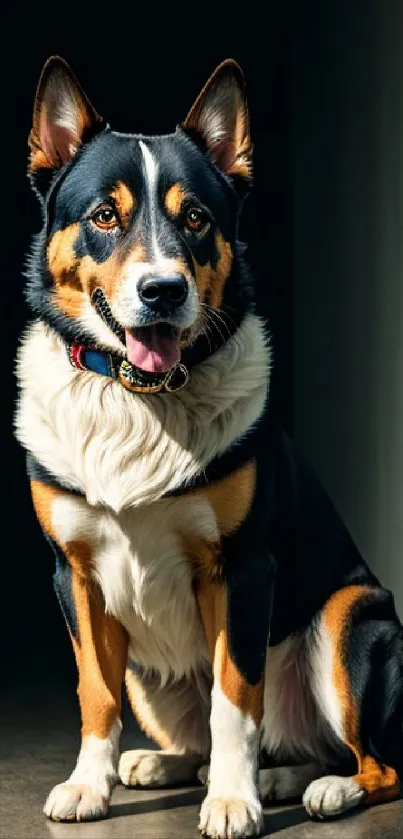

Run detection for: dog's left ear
[[182, 59, 252, 182]]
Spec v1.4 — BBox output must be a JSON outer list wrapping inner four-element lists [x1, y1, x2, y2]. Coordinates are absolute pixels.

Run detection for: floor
[[1, 682, 402, 839]]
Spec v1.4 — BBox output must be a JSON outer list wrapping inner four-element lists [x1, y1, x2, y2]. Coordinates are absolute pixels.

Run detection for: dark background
[[2, 7, 305, 687]]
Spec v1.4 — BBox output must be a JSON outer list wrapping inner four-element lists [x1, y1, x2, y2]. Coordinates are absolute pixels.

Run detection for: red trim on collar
[[69, 344, 86, 370]]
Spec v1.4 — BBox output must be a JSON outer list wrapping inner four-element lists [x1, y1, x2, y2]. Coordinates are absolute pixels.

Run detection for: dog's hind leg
[[198, 763, 324, 803], [304, 585, 402, 819], [119, 666, 210, 788], [199, 763, 324, 802], [259, 764, 324, 803]]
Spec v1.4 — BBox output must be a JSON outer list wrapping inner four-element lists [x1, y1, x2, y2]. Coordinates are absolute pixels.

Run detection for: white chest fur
[[15, 315, 269, 512], [51, 490, 218, 681]]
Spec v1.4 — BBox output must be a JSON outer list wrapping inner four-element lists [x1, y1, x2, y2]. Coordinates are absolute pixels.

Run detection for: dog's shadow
[[45, 786, 382, 839], [108, 785, 205, 818], [108, 787, 311, 835]]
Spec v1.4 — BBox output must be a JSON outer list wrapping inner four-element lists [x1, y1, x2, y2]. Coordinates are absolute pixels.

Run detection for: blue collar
[[69, 344, 189, 393], [67, 313, 241, 394]]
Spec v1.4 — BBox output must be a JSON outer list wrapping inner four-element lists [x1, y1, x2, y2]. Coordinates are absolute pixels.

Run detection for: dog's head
[[27, 57, 252, 373]]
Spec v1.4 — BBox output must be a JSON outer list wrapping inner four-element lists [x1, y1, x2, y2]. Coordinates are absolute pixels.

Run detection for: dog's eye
[[185, 206, 208, 235], [92, 205, 119, 231]]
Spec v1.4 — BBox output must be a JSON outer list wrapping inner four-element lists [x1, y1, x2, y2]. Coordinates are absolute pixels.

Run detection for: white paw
[[303, 775, 365, 819], [259, 764, 322, 803], [119, 749, 199, 788], [44, 782, 108, 822], [199, 795, 263, 838]]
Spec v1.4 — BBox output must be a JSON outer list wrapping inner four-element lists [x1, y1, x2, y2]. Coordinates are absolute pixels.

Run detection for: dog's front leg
[[31, 481, 128, 822], [197, 582, 264, 839], [44, 571, 128, 822]]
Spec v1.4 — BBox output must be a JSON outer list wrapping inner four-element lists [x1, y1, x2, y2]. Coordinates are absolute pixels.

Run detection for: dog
[[15, 56, 402, 838]]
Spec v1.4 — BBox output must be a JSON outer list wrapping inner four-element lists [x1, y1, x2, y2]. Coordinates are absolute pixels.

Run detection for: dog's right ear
[[28, 56, 103, 180]]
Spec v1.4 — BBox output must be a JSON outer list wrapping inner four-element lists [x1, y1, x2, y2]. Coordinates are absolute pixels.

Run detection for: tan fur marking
[[111, 181, 135, 227], [30, 480, 128, 740], [78, 243, 146, 302], [231, 103, 253, 180], [70, 569, 128, 738], [184, 537, 222, 582], [165, 184, 186, 217], [54, 285, 85, 319], [46, 223, 148, 318], [198, 461, 255, 536], [47, 224, 81, 288], [30, 147, 52, 172], [323, 585, 367, 752], [124, 669, 173, 750], [193, 231, 233, 309], [184, 462, 255, 581], [353, 756, 400, 804], [197, 582, 264, 726], [323, 585, 401, 804], [233, 159, 253, 181], [47, 224, 85, 319], [29, 105, 53, 172]]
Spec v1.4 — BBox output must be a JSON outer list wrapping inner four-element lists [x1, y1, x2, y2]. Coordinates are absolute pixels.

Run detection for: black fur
[[46, 535, 78, 643], [346, 590, 403, 775]]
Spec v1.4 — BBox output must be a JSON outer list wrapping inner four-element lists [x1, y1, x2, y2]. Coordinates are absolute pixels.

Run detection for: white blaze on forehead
[[139, 140, 164, 263], [139, 140, 158, 189], [109, 139, 198, 330]]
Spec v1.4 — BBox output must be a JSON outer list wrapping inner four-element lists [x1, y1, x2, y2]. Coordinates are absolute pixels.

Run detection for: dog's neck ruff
[[67, 313, 240, 394], [16, 313, 269, 511]]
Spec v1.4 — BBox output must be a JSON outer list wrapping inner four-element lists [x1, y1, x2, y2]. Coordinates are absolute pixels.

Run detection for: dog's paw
[[119, 749, 200, 788], [199, 795, 263, 838], [44, 782, 108, 822], [303, 775, 365, 819], [259, 764, 322, 803]]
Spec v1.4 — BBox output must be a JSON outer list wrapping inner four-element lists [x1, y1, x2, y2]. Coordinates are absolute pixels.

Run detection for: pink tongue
[[125, 327, 180, 373]]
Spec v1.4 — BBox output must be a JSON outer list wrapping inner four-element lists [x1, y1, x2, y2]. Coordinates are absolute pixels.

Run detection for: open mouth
[[92, 288, 181, 373], [125, 324, 180, 373]]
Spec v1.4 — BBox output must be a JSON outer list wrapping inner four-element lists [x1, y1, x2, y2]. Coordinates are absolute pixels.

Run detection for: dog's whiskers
[[199, 315, 214, 354], [201, 305, 232, 345], [201, 308, 227, 347], [203, 303, 238, 334]]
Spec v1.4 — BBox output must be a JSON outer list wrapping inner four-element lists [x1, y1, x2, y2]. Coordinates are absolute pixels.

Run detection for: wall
[[292, 0, 403, 614]]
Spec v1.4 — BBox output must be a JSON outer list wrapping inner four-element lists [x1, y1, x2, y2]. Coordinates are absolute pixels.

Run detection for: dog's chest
[[51, 491, 217, 679], [15, 319, 268, 512]]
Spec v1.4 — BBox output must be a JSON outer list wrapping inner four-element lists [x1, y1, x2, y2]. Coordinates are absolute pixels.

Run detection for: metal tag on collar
[[164, 363, 189, 392], [118, 359, 167, 393], [118, 359, 190, 394]]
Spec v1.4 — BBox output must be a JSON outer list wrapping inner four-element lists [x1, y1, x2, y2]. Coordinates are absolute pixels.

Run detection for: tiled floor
[[1, 683, 402, 839]]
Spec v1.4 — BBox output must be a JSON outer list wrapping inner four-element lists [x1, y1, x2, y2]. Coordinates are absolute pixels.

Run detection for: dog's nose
[[138, 274, 188, 310]]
